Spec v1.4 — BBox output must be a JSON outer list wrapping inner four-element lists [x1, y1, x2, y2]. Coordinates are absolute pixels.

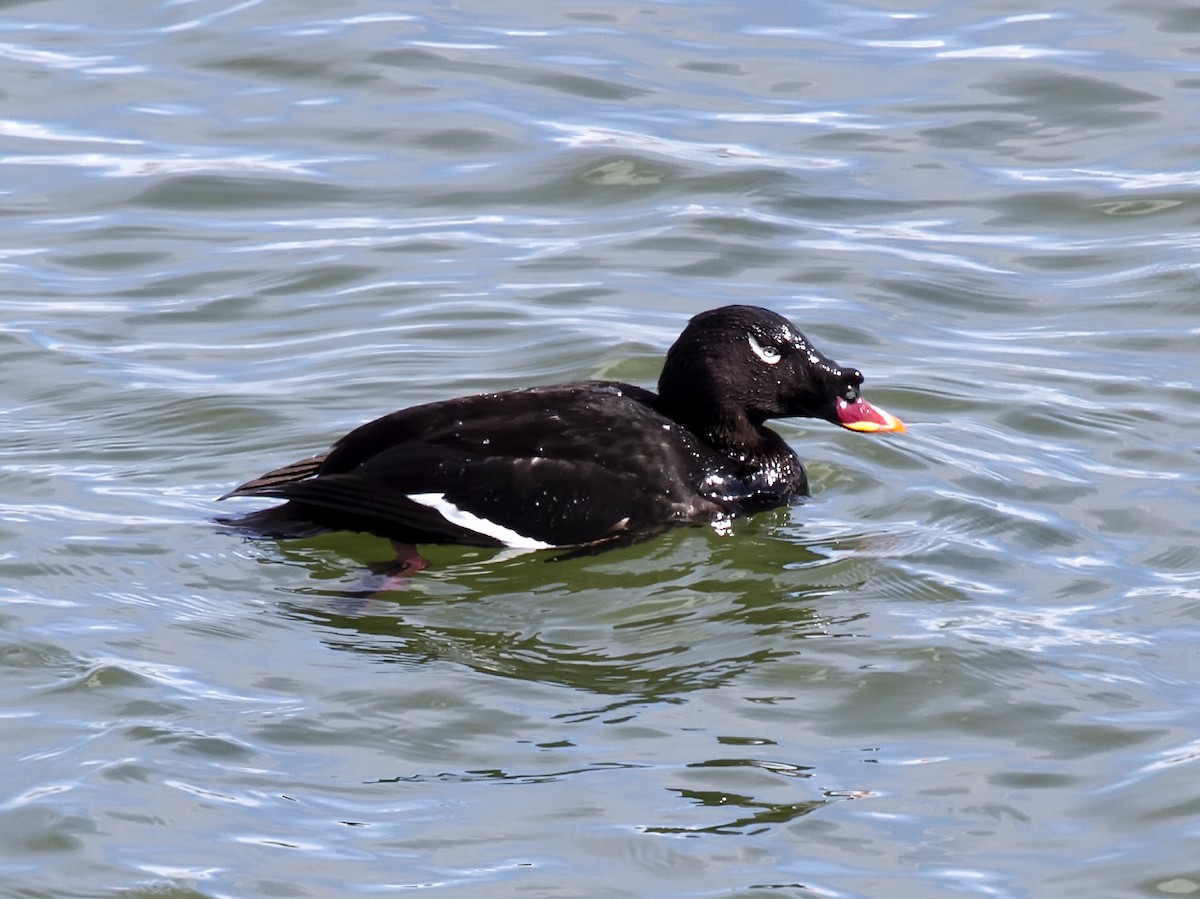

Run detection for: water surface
[[3, 1, 1199, 897]]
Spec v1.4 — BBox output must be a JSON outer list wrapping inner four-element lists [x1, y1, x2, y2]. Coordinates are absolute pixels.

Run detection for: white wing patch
[[747, 333, 782, 365], [407, 492, 557, 549]]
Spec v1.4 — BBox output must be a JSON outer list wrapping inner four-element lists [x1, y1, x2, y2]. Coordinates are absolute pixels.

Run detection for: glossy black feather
[[218, 305, 896, 548]]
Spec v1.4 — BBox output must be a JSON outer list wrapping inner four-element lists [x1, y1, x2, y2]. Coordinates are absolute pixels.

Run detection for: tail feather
[[214, 502, 332, 539], [219, 453, 327, 500]]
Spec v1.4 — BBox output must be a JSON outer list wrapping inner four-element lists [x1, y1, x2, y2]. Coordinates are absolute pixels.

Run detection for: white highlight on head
[[747, 333, 782, 365], [407, 492, 557, 549]]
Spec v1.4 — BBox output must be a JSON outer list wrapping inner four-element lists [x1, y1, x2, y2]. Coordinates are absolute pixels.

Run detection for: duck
[[217, 305, 904, 552]]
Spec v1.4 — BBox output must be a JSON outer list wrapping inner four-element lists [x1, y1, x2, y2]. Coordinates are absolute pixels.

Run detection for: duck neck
[[670, 400, 772, 464], [658, 347, 777, 464], [659, 385, 805, 495]]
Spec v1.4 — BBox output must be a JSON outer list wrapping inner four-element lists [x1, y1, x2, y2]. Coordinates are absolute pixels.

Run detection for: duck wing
[[219, 382, 722, 547]]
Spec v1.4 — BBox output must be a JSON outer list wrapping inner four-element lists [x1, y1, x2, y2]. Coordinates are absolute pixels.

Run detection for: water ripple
[[2, 1, 1199, 896]]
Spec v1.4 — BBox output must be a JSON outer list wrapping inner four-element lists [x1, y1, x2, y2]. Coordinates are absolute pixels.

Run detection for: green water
[[2, 1, 1199, 897]]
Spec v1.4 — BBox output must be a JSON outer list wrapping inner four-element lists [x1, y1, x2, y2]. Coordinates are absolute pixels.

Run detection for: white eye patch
[[747, 333, 782, 365]]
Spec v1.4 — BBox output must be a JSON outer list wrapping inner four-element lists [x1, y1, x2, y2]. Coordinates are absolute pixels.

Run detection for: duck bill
[[835, 397, 906, 433]]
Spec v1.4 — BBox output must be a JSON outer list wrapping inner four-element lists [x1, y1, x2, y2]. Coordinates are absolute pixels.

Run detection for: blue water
[[2, 1, 1199, 897]]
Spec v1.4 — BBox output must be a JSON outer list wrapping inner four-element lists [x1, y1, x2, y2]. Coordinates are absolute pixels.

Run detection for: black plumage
[[218, 305, 903, 549]]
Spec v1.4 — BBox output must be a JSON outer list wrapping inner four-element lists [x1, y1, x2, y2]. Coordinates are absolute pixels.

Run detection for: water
[[3, 1, 1199, 896]]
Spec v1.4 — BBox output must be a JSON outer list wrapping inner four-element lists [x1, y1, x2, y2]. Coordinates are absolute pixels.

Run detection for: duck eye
[[747, 334, 782, 365], [843, 385, 859, 402]]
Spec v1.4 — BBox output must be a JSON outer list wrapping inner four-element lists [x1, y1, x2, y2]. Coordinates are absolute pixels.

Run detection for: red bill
[[835, 397, 906, 433]]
